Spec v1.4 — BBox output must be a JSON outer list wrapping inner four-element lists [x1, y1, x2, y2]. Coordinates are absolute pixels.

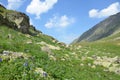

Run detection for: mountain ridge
[[72, 12, 120, 43]]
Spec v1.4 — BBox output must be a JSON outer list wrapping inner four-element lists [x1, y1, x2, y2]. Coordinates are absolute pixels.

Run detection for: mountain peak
[[72, 12, 120, 43]]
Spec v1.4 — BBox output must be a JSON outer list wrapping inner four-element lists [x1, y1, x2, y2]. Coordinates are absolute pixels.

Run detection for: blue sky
[[0, 0, 120, 44]]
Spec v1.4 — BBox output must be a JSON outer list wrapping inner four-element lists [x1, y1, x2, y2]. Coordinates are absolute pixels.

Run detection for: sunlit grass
[[0, 25, 120, 80]]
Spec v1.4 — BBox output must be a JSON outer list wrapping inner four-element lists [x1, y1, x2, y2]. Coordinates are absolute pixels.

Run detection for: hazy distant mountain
[[72, 12, 120, 43]]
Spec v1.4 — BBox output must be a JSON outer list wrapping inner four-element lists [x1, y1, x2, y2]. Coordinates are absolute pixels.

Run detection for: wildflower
[[0, 58, 2, 62], [23, 62, 28, 67], [43, 72, 47, 77]]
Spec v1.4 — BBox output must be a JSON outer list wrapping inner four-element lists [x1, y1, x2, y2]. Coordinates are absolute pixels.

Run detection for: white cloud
[[89, 2, 120, 18], [26, 0, 58, 19], [7, 0, 25, 10], [45, 15, 75, 28]]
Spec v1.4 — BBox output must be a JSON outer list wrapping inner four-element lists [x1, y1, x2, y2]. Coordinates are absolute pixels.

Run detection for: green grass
[[76, 40, 120, 57], [0, 25, 120, 80]]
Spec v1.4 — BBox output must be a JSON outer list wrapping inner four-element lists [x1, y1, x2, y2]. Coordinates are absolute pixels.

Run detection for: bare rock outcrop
[[0, 4, 30, 33]]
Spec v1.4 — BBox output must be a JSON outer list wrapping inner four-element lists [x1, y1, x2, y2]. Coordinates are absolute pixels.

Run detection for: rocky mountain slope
[[73, 12, 120, 43], [0, 4, 120, 80], [0, 4, 30, 33]]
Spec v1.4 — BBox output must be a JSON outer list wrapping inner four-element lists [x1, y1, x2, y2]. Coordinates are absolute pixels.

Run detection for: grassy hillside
[[0, 4, 120, 80], [0, 25, 120, 80]]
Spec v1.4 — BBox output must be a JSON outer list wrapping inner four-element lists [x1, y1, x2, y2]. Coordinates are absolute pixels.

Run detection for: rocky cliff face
[[0, 4, 30, 33], [72, 12, 120, 43]]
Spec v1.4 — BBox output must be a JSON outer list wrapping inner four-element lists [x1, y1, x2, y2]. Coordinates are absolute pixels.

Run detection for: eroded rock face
[[0, 5, 30, 33], [6, 12, 30, 33], [0, 14, 17, 29]]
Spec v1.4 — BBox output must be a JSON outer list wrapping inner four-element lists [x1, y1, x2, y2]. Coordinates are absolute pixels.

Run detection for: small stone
[[8, 34, 12, 39], [92, 55, 97, 59], [3, 51, 10, 55], [115, 69, 120, 74], [116, 58, 120, 64], [91, 65, 96, 68], [26, 40, 32, 44], [88, 63, 91, 66], [25, 34, 31, 38], [80, 63, 84, 66]]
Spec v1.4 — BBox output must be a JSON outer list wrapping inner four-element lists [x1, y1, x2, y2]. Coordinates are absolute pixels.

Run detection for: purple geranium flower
[[0, 58, 2, 62], [23, 62, 28, 67], [43, 72, 47, 77]]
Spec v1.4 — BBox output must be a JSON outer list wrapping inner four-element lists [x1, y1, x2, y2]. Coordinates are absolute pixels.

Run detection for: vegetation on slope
[[0, 4, 120, 80], [0, 25, 120, 80]]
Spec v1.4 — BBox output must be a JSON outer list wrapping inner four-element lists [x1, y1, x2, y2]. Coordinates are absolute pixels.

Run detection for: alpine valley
[[0, 4, 120, 80]]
